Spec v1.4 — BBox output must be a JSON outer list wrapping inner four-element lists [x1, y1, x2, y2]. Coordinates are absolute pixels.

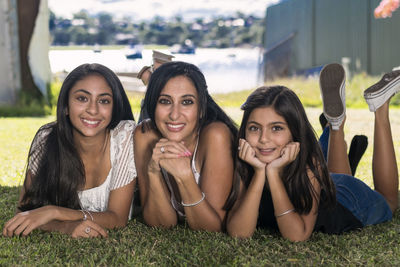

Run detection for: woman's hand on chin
[[2, 205, 57, 237], [148, 138, 189, 173], [159, 157, 192, 183]]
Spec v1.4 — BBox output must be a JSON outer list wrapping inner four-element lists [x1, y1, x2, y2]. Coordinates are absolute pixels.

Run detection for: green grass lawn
[[1, 79, 400, 265]]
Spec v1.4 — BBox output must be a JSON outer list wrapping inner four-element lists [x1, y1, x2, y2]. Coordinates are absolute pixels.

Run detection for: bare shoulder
[[134, 120, 160, 150], [200, 121, 233, 144], [134, 120, 158, 140]]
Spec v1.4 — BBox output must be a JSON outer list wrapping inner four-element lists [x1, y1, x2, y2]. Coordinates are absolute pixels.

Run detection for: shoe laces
[[384, 70, 400, 82]]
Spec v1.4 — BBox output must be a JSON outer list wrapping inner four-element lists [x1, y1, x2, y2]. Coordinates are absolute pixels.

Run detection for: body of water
[[49, 47, 263, 94]]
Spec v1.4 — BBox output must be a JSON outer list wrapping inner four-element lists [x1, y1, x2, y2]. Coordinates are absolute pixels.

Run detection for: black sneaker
[[348, 135, 368, 176]]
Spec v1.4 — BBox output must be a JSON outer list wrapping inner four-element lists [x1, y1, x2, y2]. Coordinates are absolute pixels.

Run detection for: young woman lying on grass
[[3, 63, 136, 238], [227, 63, 399, 241], [134, 61, 238, 232]]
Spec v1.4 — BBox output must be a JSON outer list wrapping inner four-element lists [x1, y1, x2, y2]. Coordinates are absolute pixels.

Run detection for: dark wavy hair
[[19, 63, 134, 211], [142, 61, 238, 209], [234, 86, 335, 214]]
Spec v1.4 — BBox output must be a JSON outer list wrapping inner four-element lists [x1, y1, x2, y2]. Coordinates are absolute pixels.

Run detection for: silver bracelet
[[181, 192, 206, 207], [275, 209, 295, 218], [80, 209, 87, 221], [85, 210, 94, 221]]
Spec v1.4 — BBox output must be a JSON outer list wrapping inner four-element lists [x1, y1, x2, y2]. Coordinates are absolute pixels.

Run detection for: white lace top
[[28, 120, 137, 216]]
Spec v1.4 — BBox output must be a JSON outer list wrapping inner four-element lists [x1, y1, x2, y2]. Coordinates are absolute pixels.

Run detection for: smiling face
[[245, 106, 293, 164], [154, 75, 199, 145], [67, 74, 113, 139]]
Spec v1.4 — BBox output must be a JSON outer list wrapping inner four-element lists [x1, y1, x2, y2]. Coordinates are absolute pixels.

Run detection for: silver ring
[[160, 146, 165, 153], [85, 227, 91, 234], [238, 146, 241, 151]]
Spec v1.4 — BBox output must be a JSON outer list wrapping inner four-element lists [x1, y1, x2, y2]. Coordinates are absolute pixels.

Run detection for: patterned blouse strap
[[191, 134, 201, 184], [109, 120, 137, 191], [28, 123, 54, 175]]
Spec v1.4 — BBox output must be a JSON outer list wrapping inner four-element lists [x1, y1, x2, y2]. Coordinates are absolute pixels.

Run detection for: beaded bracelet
[[86, 210, 94, 221], [80, 209, 87, 221], [275, 209, 295, 218], [181, 192, 206, 207]]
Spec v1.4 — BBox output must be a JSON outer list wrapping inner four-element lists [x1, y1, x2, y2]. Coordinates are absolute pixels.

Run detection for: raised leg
[[326, 118, 352, 175], [319, 63, 352, 175], [372, 100, 398, 213]]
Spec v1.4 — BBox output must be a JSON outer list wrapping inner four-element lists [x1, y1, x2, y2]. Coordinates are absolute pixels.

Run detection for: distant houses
[[262, 0, 400, 80]]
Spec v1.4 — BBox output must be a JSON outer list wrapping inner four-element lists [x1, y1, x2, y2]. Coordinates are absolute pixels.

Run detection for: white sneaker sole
[[319, 63, 346, 130], [364, 73, 400, 112]]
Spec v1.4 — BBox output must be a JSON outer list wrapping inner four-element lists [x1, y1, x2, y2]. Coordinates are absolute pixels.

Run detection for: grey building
[[263, 0, 400, 80]]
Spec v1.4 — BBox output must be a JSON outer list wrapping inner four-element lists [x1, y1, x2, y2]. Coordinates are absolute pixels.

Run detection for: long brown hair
[[233, 86, 336, 213], [20, 63, 134, 211]]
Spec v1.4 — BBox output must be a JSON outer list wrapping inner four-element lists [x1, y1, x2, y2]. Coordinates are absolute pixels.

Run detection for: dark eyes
[[182, 99, 194, 105], [158, 98, 171, 105], [158, 98, 194, 105], [272, 126, 283, 131], [98, 99, 111, 104], [76, 96, 111, 104], [77, 96, 88, 102], [248, 125, 259, 131], [247, 125, 284, 132]]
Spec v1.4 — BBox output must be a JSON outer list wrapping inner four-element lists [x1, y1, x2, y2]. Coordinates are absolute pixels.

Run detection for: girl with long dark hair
[[3, 63, 136, 238], [227, 64, 398, 241], [134, 61, 238, 232]]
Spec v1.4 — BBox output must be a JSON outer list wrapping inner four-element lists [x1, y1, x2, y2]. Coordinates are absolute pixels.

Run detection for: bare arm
[[160, 122, 234, 232], [226, 138, 267, 237], [266, 168, 320, 241], [226, 173, 265, 237], [134, 123, 178, 227], [265, 142, 320, 242], [3, 179, 136, 237]]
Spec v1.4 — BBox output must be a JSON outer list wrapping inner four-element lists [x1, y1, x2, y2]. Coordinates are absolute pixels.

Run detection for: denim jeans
[[319, 127, 392, 225]]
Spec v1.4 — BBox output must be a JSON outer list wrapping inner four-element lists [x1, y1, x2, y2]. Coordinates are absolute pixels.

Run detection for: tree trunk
[[17, 0, 42, 99]]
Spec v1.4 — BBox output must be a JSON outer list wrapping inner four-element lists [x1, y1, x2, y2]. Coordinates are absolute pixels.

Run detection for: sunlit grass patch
[[213, 73, 400, 110], [0, 117, 54, 186]]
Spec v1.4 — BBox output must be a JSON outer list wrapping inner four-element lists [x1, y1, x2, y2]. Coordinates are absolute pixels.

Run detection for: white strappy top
[[28, 120, 137, 217], [161, 136, 200, 217]]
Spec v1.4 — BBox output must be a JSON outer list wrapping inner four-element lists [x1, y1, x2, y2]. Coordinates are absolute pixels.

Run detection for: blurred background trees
[[49, 9, 265, 48]]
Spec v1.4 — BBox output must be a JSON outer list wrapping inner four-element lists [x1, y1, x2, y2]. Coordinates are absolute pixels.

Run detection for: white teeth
[[260, 148, 274, 152], [83, 119, 99, 125], [167, 124, 184, 129]]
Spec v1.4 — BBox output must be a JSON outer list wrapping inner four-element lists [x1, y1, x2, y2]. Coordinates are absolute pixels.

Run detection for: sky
[[48, 0, 281, 22]]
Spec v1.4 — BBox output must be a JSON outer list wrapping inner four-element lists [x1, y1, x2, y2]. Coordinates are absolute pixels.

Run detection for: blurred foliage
[[50, 10, 265, 48], [3, 73, 399, 117], [0, 88, 52, 117], [214, 73, 400, 109]]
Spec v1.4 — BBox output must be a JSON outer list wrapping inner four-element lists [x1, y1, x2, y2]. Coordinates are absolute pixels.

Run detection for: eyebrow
[[247, 120, 287, 126], [72, 89, 112, 97], [159, 93, 197, 99]]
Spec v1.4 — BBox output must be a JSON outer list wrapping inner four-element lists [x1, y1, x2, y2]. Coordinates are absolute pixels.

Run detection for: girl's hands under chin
[[266, 142, 300, 173], [238, 138, 266, 172]]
